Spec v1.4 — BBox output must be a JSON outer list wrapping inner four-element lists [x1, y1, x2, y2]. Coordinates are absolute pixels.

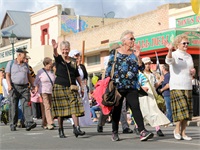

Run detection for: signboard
[[109, 29, 199, 52], [136, 30, 176, 52], [0, 45, 27, 59], [176, 30, 200, 46], [176, 15, 200, 28]]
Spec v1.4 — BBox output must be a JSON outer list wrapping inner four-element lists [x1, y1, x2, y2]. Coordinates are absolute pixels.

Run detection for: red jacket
[[93, 77, 113, 115]]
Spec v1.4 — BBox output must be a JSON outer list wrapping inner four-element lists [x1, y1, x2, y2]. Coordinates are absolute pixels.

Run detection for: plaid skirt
[[170, 90, 193, 122], [51, 84, 84, 118]]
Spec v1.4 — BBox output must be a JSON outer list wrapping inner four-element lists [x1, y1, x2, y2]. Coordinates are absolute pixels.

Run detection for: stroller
[[0, 97, 10, 125]]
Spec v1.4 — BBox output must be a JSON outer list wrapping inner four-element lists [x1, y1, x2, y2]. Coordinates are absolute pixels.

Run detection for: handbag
[[144, 73, 166, 111], [64, 62, 79, 92], [101, 49, 121, 107]]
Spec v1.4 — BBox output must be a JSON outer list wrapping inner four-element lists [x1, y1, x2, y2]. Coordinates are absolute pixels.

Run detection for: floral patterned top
[[105, 49, 144, 90]]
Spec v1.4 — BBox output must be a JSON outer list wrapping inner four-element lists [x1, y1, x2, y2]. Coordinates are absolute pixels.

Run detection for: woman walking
[[34, 57, 55, 130], [165, 34, 195, 140], [105, 30, 154, 142], [51, 39, 85, 138]]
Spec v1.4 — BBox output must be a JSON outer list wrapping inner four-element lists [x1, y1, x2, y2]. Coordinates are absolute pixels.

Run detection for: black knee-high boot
[[58, 128, 66, 138], [73, 125, 85, 138]]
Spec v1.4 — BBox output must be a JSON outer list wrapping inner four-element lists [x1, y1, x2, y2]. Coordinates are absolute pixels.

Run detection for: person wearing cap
[[5, 48, 37, 131], [164, 34, 195, 141], [51, 39, 85, 138], [68, 50, 93, 127], [135, 57, 170, 137], [105, 30, 154, 142], [23, 54, 41, 122]]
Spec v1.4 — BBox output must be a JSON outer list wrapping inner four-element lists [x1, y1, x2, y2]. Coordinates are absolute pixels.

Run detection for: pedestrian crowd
[[0, 30, 199, 143]]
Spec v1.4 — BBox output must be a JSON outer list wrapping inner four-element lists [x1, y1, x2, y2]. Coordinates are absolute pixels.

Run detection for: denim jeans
[[164, 96, 173, 123], [18, 100, 24, 121], [90, 106, 101, 118]]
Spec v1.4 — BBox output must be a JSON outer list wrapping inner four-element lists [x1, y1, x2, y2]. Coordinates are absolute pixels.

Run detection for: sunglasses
[[181, 42, 189, 45], [129, 37, 136, 41]]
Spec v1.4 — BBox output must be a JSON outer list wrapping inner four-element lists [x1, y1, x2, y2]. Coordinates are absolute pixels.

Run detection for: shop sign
[[176, 30, 200, 46], [136, 30, 175, 52], [176, 15, 200, 28], [0, 45, 27, 59]]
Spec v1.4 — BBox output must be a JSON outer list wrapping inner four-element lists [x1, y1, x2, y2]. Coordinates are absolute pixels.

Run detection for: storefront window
[[87, 55, 100, 66]]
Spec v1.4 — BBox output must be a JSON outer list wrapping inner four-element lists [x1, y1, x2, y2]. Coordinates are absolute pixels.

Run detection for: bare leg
[[174, 121, 181, 134], [72, 114, 79, 126], [180, 120, 188, 137]]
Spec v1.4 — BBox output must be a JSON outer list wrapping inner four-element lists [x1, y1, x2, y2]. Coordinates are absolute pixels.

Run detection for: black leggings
[[112, 89, 145, 133]]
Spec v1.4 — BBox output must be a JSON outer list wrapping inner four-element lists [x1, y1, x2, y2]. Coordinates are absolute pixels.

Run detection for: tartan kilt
[[170, 90, 193, 122], [51, 84, 84, 118]]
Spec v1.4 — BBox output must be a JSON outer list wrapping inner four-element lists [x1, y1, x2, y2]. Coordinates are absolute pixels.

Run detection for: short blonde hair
[[173, 34, 188, 49], [120, 30, 134, 42]]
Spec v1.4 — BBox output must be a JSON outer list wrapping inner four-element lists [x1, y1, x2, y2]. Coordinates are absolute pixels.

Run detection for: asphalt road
[[0, 119, 199, 150]]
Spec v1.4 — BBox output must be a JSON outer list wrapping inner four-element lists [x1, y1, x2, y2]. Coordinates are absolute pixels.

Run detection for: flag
[[155, 51, 161, 75]]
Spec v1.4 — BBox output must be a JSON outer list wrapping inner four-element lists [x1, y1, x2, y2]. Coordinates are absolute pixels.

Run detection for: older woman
[[34, 57, 55, 130], [105, 30, 154, 141], [51, 39, 85, 138], [164, 34, 195, 141]]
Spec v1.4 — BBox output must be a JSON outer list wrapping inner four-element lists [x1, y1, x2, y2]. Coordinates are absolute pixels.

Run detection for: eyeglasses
[[129, 37, 136, 41], [181, 42, 189, 45]]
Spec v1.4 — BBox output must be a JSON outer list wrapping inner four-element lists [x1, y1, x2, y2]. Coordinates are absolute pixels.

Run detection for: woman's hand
[[51, 39, 58, 50], [142, 86, 149, 92], [190, 68, 196, 77], [133, 43, 141, 57], [163, 40, 173, 51]]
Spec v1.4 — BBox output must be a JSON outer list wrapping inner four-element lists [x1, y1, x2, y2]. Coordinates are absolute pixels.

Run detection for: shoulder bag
[[101, 49, 121, 107], [144, 73, 166, 111], [64, 62, 79, 92]]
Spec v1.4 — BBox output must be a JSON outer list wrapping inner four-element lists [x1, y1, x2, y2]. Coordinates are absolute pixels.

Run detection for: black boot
[[97, 125, 103, 132], [58, 128, 66, 138], [73, 125, 85, 138]]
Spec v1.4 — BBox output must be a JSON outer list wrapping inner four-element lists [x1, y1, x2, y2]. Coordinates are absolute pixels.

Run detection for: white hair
[[120, 30, 134, 42]]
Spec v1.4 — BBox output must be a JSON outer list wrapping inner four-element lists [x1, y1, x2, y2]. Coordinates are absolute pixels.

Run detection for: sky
[[0, 0, 191, 25]]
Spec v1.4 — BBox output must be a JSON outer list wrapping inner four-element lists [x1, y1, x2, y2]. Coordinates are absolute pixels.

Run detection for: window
[[87, 55, 100, 66]]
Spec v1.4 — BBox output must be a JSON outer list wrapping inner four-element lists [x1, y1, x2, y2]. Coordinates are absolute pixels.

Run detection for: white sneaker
[[182, 136, 192, 141], [33, 118, 37, 121], [173, 130, 181, 140], [168, 123, 174, 127]]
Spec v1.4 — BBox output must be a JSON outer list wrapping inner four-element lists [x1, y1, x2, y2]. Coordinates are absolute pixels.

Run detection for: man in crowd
[[5, 48, 37, 131]]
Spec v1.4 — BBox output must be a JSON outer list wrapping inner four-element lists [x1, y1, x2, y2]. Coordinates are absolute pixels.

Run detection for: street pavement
[[0, 119, 200, 150]]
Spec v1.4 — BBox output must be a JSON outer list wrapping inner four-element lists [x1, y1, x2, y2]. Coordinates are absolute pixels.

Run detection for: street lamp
[[9, 31, 17, 60]]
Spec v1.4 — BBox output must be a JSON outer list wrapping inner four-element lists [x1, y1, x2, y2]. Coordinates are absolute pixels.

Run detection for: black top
[[54, 55, 80, 87]]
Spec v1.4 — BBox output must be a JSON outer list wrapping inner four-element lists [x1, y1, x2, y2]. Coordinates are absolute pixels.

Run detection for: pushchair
[[0, 97, 10, 125]]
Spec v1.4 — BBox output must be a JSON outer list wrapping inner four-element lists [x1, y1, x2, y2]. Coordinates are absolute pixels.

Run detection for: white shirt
[[165, 49, 193, 90]]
